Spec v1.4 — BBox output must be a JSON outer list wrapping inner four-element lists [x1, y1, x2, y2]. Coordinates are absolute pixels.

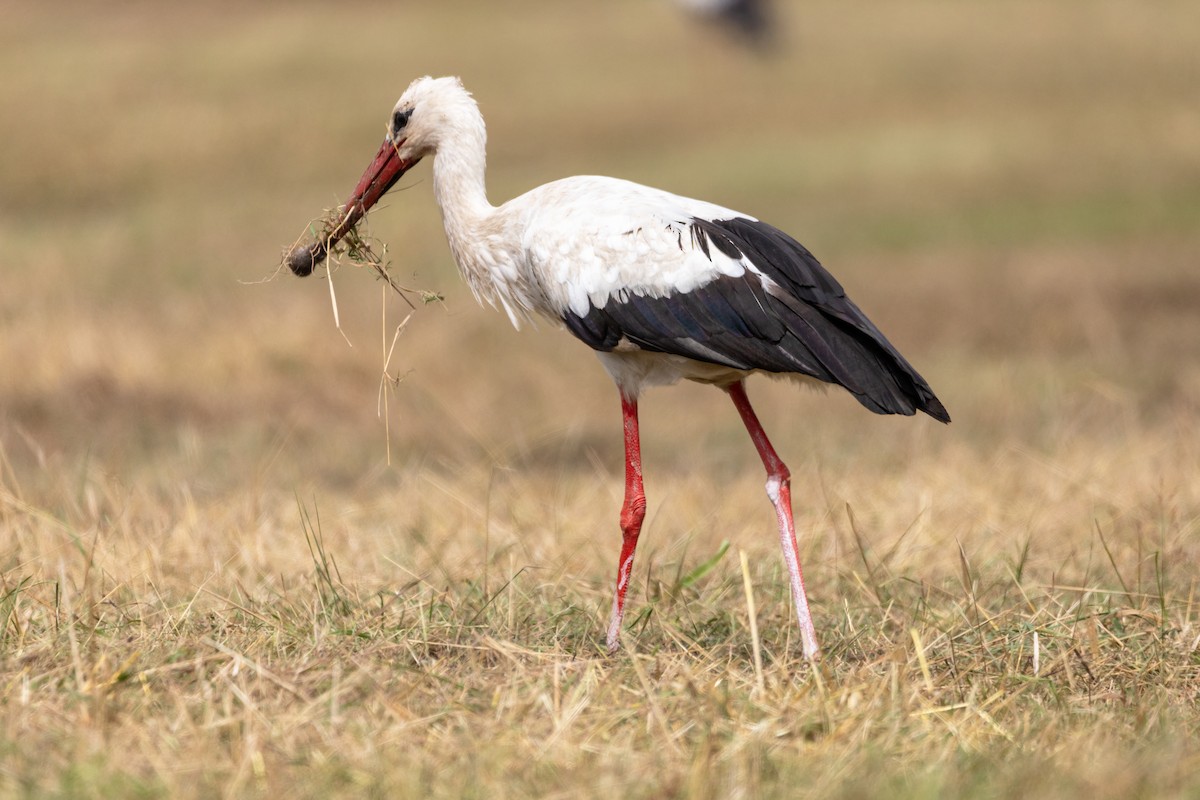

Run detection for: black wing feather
[[562, 217, 950, 423]]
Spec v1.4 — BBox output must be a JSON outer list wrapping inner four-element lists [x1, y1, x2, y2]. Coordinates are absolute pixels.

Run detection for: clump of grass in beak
[[282, 207, 444, 314], [281, 206, 444, 462]]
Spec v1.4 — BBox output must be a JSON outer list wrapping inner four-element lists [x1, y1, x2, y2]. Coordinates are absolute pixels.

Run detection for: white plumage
[[522, 178, 755, 316], [288, 76, 950, 661]]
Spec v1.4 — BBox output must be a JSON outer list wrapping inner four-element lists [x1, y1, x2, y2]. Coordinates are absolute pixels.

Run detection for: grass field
[[3, 1, 1200, 796]]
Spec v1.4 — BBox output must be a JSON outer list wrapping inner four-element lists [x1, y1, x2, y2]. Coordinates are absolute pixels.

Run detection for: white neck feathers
[[427, 95, 534, 327]]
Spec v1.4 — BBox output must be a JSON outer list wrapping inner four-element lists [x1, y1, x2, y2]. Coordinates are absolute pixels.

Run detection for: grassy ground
[[3, 1, 1200, 796]]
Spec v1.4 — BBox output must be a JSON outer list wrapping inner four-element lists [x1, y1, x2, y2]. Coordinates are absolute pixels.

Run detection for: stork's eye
[[392, 108, 413, 135]]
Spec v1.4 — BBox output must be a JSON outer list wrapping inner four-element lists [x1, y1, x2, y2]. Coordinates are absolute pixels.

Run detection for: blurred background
[[2, 0, 1198, 559]]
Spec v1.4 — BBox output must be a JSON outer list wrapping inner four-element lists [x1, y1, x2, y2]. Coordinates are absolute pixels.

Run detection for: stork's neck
[[431, 121, 494, 249], [427, 101, 536, 327]]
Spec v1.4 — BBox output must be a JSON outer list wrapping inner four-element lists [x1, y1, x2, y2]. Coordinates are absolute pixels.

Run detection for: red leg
[[606, 392, 647, 653], [727, 381, 820, 660]]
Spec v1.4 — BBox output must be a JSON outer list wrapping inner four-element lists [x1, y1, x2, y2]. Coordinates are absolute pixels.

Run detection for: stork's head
[[286, 76, 479, 276], [341, 76, 477, 221], [386, 76, 481, 160]]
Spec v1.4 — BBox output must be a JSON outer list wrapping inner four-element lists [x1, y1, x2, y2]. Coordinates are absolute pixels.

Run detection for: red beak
[[346, 137, 418, 218], [287, 138, 419, 276]]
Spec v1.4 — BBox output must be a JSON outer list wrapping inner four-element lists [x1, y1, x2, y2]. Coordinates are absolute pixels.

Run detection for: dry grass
[[3, 1, 1200, 797]]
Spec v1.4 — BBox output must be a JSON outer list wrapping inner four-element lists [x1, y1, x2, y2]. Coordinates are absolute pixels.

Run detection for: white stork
[[287, 76, 949, 660]]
